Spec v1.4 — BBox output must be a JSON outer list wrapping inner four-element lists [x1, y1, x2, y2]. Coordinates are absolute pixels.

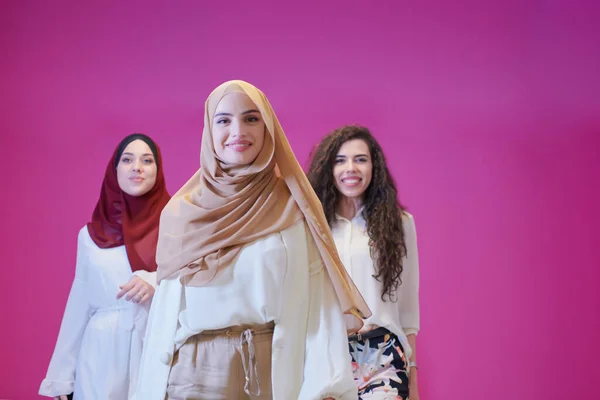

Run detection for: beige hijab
[[156, 80, 370, 330]]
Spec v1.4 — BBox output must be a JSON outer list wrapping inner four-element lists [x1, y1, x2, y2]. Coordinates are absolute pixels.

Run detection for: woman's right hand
[[54, 396, 68, 400], [116, 275, 155, 305], [358, 323, 377, 334], [348, 323, 377, 337]]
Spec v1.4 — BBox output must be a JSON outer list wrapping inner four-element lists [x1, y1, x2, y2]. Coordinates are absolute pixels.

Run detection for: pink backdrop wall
[[1, 1, 599, 399]]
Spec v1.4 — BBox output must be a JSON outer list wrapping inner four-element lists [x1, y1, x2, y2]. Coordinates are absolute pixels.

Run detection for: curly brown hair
[[307, 125, 407, 301]]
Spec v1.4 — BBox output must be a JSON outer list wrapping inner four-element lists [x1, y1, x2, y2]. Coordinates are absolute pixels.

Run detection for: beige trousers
[[166, 322, 275, 400]]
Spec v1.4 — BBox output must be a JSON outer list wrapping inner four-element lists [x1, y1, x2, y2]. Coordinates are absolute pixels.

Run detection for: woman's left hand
[[116, 275, 155, 305]]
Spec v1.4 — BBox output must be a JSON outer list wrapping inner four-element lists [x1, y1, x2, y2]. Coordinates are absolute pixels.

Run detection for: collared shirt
[[331, 210, 420, 358]]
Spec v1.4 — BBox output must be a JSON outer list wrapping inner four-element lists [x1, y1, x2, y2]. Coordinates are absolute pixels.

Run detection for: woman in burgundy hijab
[[39, 133, 171, 400]]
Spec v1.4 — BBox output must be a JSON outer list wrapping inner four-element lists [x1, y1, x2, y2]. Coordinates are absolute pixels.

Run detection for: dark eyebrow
[[214, 109, 260, 118], [122, 152, 154, 157], [336, 153, 370, 158], [242, 109, 260, 115]]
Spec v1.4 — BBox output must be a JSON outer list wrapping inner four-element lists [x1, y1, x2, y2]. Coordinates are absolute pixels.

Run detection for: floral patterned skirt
[[348, 327, 409, 400]]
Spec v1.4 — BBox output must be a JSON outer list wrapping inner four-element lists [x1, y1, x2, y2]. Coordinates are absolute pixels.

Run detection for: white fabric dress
[[39, 226, 157, 399], [135, 220, 357, 400]]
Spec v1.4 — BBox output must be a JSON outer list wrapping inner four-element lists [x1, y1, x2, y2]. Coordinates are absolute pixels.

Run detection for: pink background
[[1, 1, 599, 399]]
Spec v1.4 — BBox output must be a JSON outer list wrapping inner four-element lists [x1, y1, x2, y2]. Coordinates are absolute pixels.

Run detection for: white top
[[135, 220, 357, 400], [39, 226, 157, 399], [331, 210, 420, 359]]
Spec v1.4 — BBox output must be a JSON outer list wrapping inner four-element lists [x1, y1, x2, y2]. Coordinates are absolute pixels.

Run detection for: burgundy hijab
[[87, 134, 171, 272]]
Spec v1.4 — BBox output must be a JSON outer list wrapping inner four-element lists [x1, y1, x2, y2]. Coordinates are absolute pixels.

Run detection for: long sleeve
[[273, 222, 356, 400], [398, 213, 420, 336], [39, 229, 93, 397], [298, 233, 357, 400], [133, 275, 183, 400], [299, 267, 357, 399]]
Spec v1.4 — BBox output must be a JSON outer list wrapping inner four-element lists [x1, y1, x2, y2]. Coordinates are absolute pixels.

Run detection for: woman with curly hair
[[308, 125, 421, 400]]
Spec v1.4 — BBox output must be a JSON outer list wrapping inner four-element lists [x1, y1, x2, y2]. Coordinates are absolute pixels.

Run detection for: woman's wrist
[[408, 361, 418, 384]]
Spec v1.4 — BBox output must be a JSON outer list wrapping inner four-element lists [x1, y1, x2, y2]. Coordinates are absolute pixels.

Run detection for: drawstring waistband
[[239, 328, 260, 396], [201, 322, 274, 397]]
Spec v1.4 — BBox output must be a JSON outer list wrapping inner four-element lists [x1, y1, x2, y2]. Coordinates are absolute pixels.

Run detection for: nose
[[230, 118, 242, 138], [132, 159, 143, 172], [346, 160, 357, 172]]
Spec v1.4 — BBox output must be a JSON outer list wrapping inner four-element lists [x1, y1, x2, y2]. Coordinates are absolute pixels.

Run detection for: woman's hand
[[116, 275, 155, 305], [54, 396, 68, 400], [358, 323, 377, 334], [348, 323, 377, 337]]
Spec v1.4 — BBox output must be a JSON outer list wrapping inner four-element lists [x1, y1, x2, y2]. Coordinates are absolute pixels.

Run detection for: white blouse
[[135, 220, 357, 400], [39, 226, 157, 399], [331, 211, 420, 359]]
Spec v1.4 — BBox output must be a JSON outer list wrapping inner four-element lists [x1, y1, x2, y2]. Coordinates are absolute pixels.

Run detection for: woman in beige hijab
[[135, 80, 370, 400]]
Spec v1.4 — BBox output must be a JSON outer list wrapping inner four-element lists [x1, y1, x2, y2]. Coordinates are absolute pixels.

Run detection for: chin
[[225, 154, 259, 166], [342, 190, 365, 199], [125, 188, 148, 197], [225, 149, 258, 165]]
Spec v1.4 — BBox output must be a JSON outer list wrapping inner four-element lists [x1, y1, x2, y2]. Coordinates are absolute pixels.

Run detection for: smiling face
[[116, 139, 157, 196], [333, 138, 373, 201], [211, 91, 266, 166]]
